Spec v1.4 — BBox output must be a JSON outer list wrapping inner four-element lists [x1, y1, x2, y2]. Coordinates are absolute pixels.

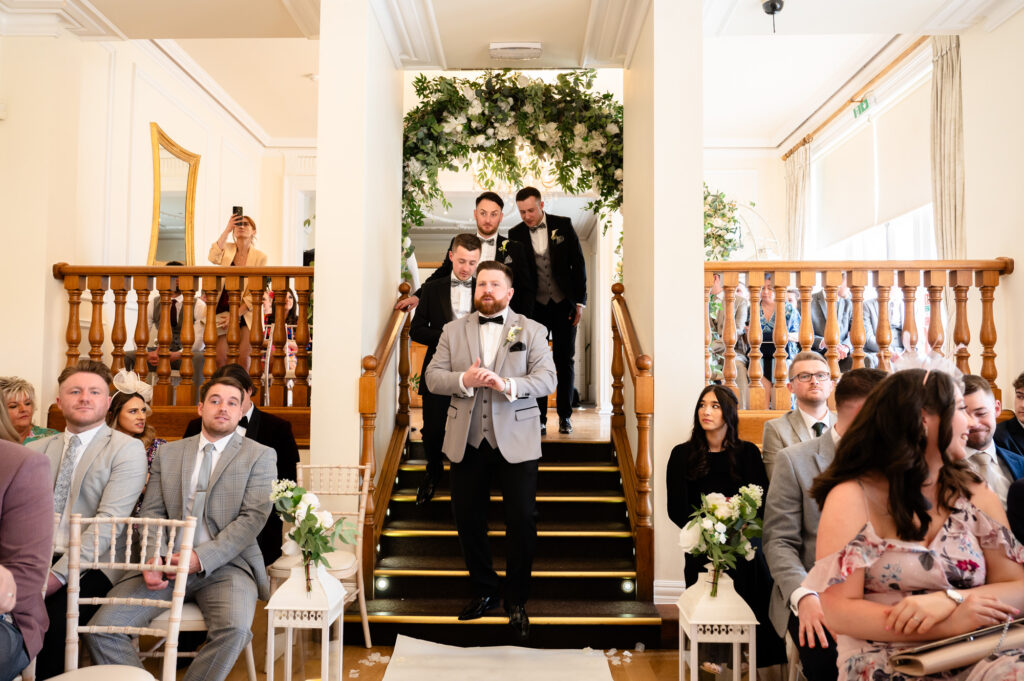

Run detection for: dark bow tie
[[239, 416, 250, 428], [451, 279, 472, 288], [528, 223, 546, 232], [479, 315, 504, 325], [480, 237, 495, 246]]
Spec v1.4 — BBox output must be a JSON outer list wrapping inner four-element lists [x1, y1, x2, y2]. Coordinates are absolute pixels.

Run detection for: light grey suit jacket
[[761, 409, 834, 479], [29, 425, 147, 581], [424, 310, 556, 464], [140, 433, 275, 600], [763, 433, 836, 637]]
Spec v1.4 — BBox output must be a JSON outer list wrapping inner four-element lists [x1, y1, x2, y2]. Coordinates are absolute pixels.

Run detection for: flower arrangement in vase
[[271, 479, 356, 592], [678, 484, 764, 597]]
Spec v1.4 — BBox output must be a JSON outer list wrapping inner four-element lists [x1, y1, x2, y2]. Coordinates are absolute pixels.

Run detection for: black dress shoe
[[508, 604, 530, 639], [458, 595, 499, 621], [540, 422, 547, 436], [558, 417, 573, 434], [415, 475, 437, 506]]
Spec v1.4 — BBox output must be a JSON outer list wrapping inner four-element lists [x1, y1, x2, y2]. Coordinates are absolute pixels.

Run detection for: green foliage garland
[[704, 183, 744, 261]]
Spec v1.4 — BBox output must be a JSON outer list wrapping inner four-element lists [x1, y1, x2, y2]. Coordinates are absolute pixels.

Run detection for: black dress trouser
[[420, 391, 451, 480], [787, 613, 839, 681], [450, 441, 538, 607], [531, 299, 576, 421]]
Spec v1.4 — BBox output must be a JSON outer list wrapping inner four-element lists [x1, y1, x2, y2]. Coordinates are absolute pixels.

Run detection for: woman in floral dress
[[806, 369, 1024, 681]]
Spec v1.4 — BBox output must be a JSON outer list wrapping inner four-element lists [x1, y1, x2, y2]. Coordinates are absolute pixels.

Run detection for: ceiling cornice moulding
[[0, 0, 123, 38], [369, 0, 447, 70], [281, 0, 320, 39], [580, 0, 651, 68]]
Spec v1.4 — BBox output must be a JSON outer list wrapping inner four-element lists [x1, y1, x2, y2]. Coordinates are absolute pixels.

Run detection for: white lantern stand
[[266, 564, 347, 681], [677, 567, 758, 681]]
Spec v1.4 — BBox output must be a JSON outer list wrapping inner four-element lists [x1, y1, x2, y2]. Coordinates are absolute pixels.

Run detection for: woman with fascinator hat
[[106, 369, 166, 515]]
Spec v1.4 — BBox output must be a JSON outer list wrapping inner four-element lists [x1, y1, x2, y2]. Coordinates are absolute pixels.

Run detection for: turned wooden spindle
[[746, 272, 766, 410], [822, 270, 842, 386], [248, 279, 266, 404], [797, 270, 815, 352], [201, 277, 220, 385], [635, 354, 654, 532], [153, 275, 174, 406], [722, 272, 739, 395], [848, 270, 867, 369], [267, 277, 289, 407], [177, 276, 197, 406], [64, 275, 84, 369], [360, 355, 378, 573], [772, 271, 791, 408], [86, 275, 107, 363], [950, 270, 972, 374], [899, 269, 921, 353], [873, 270, 894, 370], [397, 282, 412, 427], [133, 278, 152, 378], [293, 276, 312, 407], [703, 274, 713, 385], [926, 270, 945, 351], [224, 276, 242, 367], [976, 270, 1001, 401], [610, 284, 626, 428], [109, 276, 129, 374]]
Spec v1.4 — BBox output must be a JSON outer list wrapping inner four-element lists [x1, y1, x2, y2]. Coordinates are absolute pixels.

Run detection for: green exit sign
[[853, 98, 871, 119]]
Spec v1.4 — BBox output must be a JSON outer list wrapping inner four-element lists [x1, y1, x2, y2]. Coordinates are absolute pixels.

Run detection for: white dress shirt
[[797, 405, 833, 436], [458, 312, 518, 401], [528, 215, 548, 256], [53, 423, 106, 556], [450, 275, 473, 319], [967, 441, 1012, 505], [476, 232, 498, 262], [236, 404, 255, 437], [189, 433, 232, 546]]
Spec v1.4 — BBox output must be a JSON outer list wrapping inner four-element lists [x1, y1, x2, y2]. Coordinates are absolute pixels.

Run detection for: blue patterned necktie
[[54, 434, 81, 514]]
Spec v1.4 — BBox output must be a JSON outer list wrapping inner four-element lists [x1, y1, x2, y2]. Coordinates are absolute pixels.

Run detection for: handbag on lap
[[890, 618, 1024, 676]]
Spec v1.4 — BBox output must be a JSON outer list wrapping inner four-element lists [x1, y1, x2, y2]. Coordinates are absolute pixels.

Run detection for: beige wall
[[961, 12, 1024, 400]]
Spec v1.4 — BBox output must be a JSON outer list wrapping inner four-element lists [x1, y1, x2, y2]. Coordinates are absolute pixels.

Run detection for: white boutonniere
[[550, 229, 565, 245], [505, 326, 522, 346]]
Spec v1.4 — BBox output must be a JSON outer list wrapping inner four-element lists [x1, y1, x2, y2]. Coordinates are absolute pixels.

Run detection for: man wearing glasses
[[761, 351, 835, 478]]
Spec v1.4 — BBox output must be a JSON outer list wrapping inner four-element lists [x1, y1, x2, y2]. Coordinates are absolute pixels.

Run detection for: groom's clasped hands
[[462, 357, 506, 392]]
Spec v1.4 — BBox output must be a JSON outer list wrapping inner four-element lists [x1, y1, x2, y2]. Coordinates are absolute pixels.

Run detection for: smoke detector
[[489, 42, 543, 60]]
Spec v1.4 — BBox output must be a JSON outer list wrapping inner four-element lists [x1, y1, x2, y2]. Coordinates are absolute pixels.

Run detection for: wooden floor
[[410, 405, 612, 443]]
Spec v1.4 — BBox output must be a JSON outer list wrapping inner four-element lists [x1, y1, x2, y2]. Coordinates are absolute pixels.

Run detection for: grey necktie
[[190, 443, 215, 521], [973, 452, 1010, 500], [54, 435, 81, 514], [812, 422, 827, 437]]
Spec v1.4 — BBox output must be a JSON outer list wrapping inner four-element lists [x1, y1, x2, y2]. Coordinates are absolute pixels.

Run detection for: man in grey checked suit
[[28, 360, 147, 680], [763, 368, 886, 681], [85, 376, 275, 681], [761, 352, 836, 479], [425, 260, 556, 639]]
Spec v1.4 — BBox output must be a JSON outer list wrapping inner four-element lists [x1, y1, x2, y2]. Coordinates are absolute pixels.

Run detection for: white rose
[[573, 123, 587, 136], [679, 523, 702, 553], [614, 168, 623, 181], [714, 521, 727, 534], [299, 492, 319, 508], [744, 541, 756, 561], [281, 538, 300, 556], [606, 122, 620, 135], [701, 518, 714, 530], [468, 100, 483, 115], [314, 509, 335, 529], [517, 74, 531, 88], [523, 103, 534, 114]]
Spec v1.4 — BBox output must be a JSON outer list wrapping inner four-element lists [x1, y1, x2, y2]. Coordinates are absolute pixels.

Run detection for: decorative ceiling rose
[[489, 42, 543, 60]]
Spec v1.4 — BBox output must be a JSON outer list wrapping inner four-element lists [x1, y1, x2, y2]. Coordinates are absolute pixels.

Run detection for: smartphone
[[232, 206, 244, 223]]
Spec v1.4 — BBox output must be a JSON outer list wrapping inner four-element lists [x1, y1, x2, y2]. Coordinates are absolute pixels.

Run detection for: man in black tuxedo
[[396, 192, 535, 317], [508, 186, 587, 434], [410, 233, 481, 504], [995, 371, 1024, 458], [183, 363, 299, 564]]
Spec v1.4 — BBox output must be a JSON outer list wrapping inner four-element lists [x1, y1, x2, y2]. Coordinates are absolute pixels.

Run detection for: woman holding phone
[[209, 209, 268, 368]]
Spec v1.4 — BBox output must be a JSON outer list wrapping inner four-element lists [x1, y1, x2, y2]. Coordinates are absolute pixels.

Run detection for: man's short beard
[[475, 298, 507, 316], [967, 431, 990, 450]]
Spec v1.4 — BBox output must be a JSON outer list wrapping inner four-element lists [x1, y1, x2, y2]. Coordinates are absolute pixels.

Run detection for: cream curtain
[[785, 145, 810, 258], [931, 36, 965, 352]]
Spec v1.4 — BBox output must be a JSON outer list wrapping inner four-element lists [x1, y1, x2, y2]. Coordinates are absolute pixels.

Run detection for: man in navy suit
[[508, 186, 587, 434], [994, 371, 1024, 458], [963, 375, 1024, 507]]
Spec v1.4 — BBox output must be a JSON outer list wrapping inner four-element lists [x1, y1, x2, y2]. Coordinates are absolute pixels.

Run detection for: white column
[[623, 0, 703, 592], [310, 2, 403, 463]]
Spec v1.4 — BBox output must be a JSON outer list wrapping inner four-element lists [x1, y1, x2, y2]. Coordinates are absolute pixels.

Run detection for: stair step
[[347, 598, 659, 624], [401, 460, 619, 473], [381, 519, 631, 538], [390, 489, 625, 503], [375, 554, 635, 576]]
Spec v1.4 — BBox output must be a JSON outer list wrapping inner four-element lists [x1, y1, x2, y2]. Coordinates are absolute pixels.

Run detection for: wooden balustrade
[[52, 263, 314, 407], [609, 283, 654, 601], [704, 259, 1015, 407], [360, 283, 413, 578]]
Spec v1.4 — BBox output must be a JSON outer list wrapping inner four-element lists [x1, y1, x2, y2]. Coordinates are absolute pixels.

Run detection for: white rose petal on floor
[[380, 635, 614, 681]]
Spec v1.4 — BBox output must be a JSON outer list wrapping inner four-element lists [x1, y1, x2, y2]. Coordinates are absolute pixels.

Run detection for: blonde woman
[[210, 212, 268, 369], [0, 376, 58, 444]]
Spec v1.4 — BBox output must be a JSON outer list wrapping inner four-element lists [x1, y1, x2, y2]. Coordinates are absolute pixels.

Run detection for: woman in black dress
[[666, 385, 787, 670]]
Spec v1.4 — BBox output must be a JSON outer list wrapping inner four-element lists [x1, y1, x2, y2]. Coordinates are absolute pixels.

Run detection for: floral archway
[[401, 69, 624, 264]]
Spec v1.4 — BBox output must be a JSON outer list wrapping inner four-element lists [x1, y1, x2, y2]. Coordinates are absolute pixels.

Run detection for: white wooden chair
[[50, 514, 196, 681], [267, 464, 372, 655]]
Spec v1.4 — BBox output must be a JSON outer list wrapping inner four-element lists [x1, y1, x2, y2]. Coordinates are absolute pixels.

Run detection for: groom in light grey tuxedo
[[85, 376, 275, 681], [425, 260, 556, 638], [29, 360, 147, 679], [763, 368, 886, 681]]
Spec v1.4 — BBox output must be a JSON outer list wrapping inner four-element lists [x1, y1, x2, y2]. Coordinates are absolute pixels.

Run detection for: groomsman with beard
[[509, 186, 587, 434], [396, 191, 535, 317], [410, 233, 482, 505], [425, 261, 556, 639]]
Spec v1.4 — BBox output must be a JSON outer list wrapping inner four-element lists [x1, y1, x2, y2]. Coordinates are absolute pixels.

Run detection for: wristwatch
[[945, 588, 965, 604]]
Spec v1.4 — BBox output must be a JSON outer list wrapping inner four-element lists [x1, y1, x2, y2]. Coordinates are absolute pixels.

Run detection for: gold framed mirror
[[148, 122, 199, 265]]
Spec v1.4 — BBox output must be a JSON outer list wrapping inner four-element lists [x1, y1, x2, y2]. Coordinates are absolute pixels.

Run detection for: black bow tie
[[529, 224, 546, 232], [239, 416, 249, 428], [479, 315, 504, 325], [480, 237, 495, 246], [451, 279, 472, 288]]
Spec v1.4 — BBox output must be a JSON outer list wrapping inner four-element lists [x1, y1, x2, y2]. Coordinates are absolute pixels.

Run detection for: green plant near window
[[704, 183, 745, 261]]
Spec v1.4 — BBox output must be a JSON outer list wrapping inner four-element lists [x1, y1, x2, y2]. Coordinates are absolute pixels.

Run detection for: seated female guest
[[759, 278, 800, 401], [806, 369, 1024, 681], [210, 212, 268, 369], [667, 385, 787, 670], [1, 376, 58, 444], [106, 370, 165, 514]]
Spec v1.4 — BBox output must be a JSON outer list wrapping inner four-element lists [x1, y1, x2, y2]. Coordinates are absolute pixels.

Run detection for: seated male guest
[[962, 374, 1024, 506], [995, 371, 1024, 457], [763, 368, 886, 681], [409, 233, 481, 504], [1007, 479, 1024, 545], [0, 440, 54, 681], [85, 377, 275, 681], [761, 352, 836, 479], [125, 261, 206, 372], [27, 360, 147, 680], [183, 364, 297, 564]]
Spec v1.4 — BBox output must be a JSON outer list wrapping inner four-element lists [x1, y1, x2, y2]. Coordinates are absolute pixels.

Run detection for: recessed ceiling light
[[489, 42, 543, 60]]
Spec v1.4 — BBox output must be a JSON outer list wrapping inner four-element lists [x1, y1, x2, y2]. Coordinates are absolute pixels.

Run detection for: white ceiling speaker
[[489, 42, 543, 60]]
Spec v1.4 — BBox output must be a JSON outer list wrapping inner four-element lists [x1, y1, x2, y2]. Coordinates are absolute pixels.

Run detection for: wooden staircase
[[345, 417, 662, 648]]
